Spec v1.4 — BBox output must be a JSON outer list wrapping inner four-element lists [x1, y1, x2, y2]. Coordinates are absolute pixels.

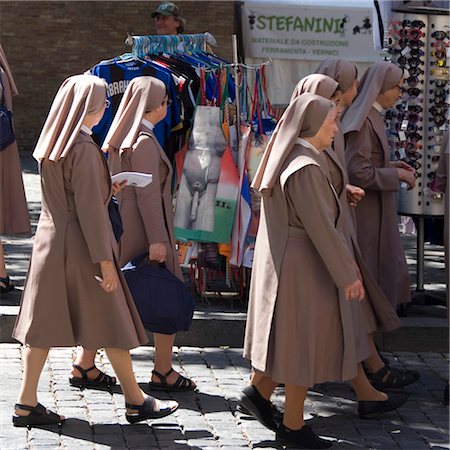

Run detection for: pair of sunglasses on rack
[[427, 154, 441, 163], [397, 55, 424, 68], [396, 103, 423, 112], [431, 30, 448, 40], [390, 19, 426, 29]]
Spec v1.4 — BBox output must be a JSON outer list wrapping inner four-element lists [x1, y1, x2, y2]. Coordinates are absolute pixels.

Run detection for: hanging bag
[[0, 76, 15, 151], [122, 253, 194, 335]]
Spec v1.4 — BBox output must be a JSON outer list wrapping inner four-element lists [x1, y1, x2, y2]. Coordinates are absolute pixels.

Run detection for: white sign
[[241, 3, 380, 62]]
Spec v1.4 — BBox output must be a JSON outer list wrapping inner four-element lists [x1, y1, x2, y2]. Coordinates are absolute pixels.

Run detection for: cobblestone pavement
[[0, 344, 448, 450]]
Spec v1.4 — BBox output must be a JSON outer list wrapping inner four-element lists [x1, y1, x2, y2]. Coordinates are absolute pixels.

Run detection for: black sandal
[[125, 396, 179, 424], [12, 403, 65, 427], [366, 365, 420, 389], [148, 368, 196, 392], [69, 364, 117, 389], [0, 276, 15, 294]]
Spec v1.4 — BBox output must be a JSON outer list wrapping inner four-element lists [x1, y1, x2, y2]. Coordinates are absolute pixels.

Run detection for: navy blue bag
[[122, 253, 194, 335], [0, 106, 14, 151], [0, 77, 15, 151]]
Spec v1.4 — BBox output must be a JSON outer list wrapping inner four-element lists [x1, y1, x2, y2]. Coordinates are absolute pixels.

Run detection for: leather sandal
[[69, 364, 117, 389], [125, 396, 179, 424], [148, 368, 196, 392], [366, 365, 420, 389], [13, 403, 65, 428], [0, 276, 15, 294]]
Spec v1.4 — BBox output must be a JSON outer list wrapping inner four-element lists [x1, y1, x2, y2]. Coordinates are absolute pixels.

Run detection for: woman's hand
[[397, 168, 416, 190], [391, 160, 414, 171], [344, 279, 365, 301], [112, 180, 127, 196], [149, 242, 167, 263], [346, 184, 365, 207], [99, 260, 119, 293]]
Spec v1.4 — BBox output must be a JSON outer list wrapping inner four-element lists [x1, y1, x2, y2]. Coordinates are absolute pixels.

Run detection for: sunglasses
[[408, 57, 424, 68], [406, 76, 423, 88], [410, 48, 425, 58], [432, 116, 447, 127], [431, 79, 448, 88], [408, 160, 422, 170], [396, 103, 423, 113], [402, 19, 426, 29], [432, 31, 448, 40], [429, 144, 443, 154], [405, 87, 421, 97], [431, 68, 449, 78], [409, 29, 425, 40], [406, 131, 422, 142], [430, 155, 441, 163], [430, 58, 447, 67], [430, 105, 447, 116], [429, 133, 445, 144]]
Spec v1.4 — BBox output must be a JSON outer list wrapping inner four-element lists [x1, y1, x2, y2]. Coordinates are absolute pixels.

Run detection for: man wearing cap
[[152, 2, 185, 35]]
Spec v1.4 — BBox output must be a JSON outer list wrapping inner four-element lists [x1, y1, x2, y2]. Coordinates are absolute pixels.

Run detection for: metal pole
[[416, 216, 425, 291], [232, 34, 241, 139]]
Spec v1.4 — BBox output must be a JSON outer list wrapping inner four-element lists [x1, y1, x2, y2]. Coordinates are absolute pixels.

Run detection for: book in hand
[[111, 172, 153, 188]]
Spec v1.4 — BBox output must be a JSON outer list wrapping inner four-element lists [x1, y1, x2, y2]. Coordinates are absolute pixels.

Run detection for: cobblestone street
[[0, 345, 448, 450]]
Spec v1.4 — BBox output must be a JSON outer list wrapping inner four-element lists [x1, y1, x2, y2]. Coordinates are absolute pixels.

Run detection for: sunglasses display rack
[[387, 11, 448, 217]]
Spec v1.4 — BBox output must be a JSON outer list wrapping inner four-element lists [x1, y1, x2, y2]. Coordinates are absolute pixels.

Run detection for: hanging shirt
[[89, 59, 182, 150]]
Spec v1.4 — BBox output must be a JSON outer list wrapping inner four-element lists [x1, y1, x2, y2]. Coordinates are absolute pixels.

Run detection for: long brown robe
[[327, 126, 400, 332], [111, 125, 182, 281], [0, 68, 30, 235], [12, 132, 148, 349], [244, 143, 370, 387], [345, 108, 411, 307]]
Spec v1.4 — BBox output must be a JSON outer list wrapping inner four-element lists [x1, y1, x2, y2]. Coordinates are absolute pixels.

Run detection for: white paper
[[111, 172, 152, 188]]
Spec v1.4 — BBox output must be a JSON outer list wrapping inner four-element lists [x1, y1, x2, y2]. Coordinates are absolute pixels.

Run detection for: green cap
[[151, 2, 180, 18]]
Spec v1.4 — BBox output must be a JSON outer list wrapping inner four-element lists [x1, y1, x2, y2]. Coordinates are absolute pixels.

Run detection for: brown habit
[[244, 142, 371, 387], [0, 65, 31, 235], [344, 108, 410, 307], [12, 132, 148, 348], [111, 126, 182, 280]]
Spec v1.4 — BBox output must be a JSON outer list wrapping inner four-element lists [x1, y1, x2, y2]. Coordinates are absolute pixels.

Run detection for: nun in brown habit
[[0, 45, 31, 293], [74, 76, 194, 392], [240, 94, 406, 449], [11, 74, 178, 427], [316, 60, 420, 389], [341, 61, 415, 310]]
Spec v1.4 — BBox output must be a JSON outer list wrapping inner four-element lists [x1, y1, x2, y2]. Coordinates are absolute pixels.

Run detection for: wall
[[0, 1, 237, 152]]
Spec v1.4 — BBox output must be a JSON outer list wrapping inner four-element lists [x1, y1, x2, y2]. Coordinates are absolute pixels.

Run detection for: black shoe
[[358, 392, 408, 419], [443, 384, 449, 406], [276, 423, 332, 449], [239, 385, 280, 431], [236, 398, 283, 422]]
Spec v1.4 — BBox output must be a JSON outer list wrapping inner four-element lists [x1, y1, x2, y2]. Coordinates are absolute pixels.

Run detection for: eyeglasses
[[162, 98, 172, 107], [105, 99, 111, 108]]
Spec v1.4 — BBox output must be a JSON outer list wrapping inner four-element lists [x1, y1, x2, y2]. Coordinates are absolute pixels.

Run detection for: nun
[[315, 61, 421, 389], [341, 61, 415, 312], [12, 74, 178, 427], [242, 93, 406, 449], [102, 76, 195, 391], [0, 44, 31, 293]]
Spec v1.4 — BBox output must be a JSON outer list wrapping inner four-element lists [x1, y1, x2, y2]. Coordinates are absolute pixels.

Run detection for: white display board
[[241, 2, 381, 62]]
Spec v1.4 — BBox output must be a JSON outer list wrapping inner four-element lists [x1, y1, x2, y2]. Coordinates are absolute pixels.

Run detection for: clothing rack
[[125, 32, 217, 56]]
